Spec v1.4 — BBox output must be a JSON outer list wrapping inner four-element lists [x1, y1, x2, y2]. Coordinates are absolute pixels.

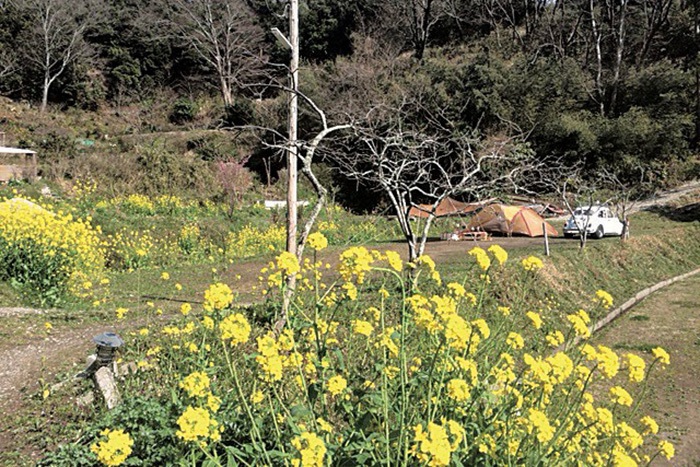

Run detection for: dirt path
[[593, 274, 700, 466], [633, 180, 700, 213]]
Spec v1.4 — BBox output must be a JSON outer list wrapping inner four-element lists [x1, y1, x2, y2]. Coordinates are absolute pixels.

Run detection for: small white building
[[0, 146, 37, 182]]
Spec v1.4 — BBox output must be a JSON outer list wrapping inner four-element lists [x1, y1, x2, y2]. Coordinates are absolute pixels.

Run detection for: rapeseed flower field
[[54, 236, 675, 466]]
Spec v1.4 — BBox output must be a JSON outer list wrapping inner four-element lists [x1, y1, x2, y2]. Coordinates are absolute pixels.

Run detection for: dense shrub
[[169, 98, 198, 125]]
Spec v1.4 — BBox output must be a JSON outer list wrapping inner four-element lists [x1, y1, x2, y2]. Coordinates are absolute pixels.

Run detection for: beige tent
[[467, 204, 558, 237], [408, 197, 494, 219]]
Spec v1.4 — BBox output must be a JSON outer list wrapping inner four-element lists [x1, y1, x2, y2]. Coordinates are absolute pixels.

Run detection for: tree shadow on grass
[[644, 203, 700, 222]]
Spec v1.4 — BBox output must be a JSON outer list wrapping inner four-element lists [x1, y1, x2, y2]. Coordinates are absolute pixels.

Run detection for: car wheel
[[594, 225, 604, 239], [564, 232, 575, 239]]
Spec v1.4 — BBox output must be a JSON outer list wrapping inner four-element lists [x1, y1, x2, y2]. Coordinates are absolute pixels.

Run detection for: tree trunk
[[221, 77, 233, 107], [41, 75, 50, 113]]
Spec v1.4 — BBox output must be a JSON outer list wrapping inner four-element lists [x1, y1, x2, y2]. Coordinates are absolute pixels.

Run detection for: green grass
[[629, 314, 651, 321]]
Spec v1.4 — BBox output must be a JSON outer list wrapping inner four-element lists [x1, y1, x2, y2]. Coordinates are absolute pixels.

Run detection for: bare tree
[[236, 90, 351, 260], [382, 0, 447, 60], [166, 0, 265, 107], [600, 166, 649, 241], [0, 46, 16, 82], [328, 102, 544, 262], [20, 0, 94, 112], [557, 169, 616, 250]]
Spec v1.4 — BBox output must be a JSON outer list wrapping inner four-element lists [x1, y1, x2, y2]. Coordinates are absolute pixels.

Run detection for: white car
[[563, 205, 624, 239]]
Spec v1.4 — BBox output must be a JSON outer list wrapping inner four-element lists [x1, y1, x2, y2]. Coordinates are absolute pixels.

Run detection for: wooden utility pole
[[286, 0, 299, 256]]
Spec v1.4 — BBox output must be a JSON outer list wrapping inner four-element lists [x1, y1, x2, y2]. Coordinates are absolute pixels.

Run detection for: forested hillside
[[0, 0, 698, 204]]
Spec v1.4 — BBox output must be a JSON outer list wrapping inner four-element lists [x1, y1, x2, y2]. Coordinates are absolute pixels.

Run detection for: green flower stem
[[222, 344, 272, 465]]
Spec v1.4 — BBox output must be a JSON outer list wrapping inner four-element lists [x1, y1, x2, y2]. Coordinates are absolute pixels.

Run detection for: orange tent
[[408, 197, 491, 219], [467, 204, 558, 237]]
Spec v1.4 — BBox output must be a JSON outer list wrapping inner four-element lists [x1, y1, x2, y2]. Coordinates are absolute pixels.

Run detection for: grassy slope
[[593, 274, 700, 466]]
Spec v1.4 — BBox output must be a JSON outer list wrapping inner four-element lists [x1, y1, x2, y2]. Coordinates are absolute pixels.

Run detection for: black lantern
[[92, 332, 124, 367]]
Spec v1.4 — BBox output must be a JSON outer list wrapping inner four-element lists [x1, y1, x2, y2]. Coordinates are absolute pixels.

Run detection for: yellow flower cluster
[[178, 223, 200, 254], [446, 378, 471, 402], [610, 386, 633, 406], [338, 246, 375, 283], [176, 406, 221, 444], [567, 309, 592, 339], [521, 255, 544, 271], [385, 250, 403, 272], [652, 347, 670, 366], [487, 244, 508, 265], [528, 408, 555, 443], [203, 283, 233, 312], [117, 193, 155, 214], [277, 251, 301, 276], [90, 429, 133, 466], [226, 224, 285, 259], [291, 431, 326, 467], [256, 333, 284, 382], [179, 371, 210, 398], [468, 247, 491, 270], [625, 353, 646, 383], [595, 289, 614, 309], [219, 312, 251, 345], [0, 197, 106, 297], [105, 244, 676, 467], [307, 232, 328, 251], [410, 419, 465, 466], [326, 375, 347, 397]]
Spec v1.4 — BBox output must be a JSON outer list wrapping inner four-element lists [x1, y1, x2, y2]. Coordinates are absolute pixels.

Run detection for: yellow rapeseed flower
[[521, 255, 544, 271], [291, 431, 326, 467], [468, 247, 491, 270], [610, 386, 633, 406], [327, 375, 347, 397], [219, 313, 251, 345], [595, 289, 614, 309], [640, 416, 658, 435], [90, 429, 133, 466], [526, 311, 543, 329], [175, 406, 221, 444], [307, 232, 328, 251], [277, 251, 301, 276], [487, 244, 508, 265], [652, 347, 670, 366], [203, 283, 233, 312], [528, 408, 555, 443], [179, 371, 211, 398], [446, 379, 471, 402], [384, 250, 403, 272], [658, 440, 675, 460]]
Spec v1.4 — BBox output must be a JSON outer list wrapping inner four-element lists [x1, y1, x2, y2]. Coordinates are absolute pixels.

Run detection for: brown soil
[[594, 274, 700, 466]]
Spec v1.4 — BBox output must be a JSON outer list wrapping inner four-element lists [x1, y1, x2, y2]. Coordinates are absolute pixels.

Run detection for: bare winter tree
[[166, 0, 265, 108], [328, 103, 546, 262], [236, 90, 351, 259], [19, 0, 95, 112], [0, 45, 16, 82], [557, 169, 612, 250], [600, 166, 649, 241], [382, 0, 447, 60]]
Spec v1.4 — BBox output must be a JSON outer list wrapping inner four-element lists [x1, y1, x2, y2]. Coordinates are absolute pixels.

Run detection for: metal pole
[[286, 0, 299, 257], [543, 222, 550, 256]]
